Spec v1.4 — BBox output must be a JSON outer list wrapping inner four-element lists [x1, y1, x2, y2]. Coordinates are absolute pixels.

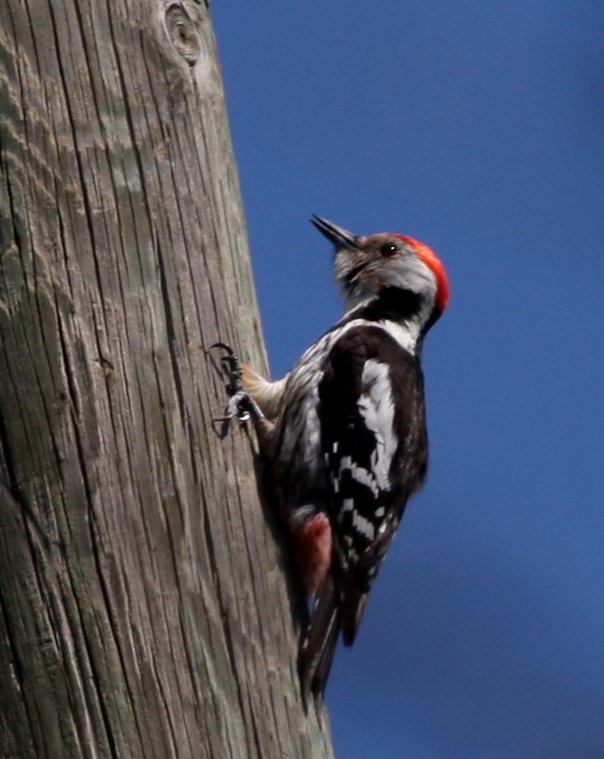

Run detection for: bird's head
[[311, 215, 449, 332]]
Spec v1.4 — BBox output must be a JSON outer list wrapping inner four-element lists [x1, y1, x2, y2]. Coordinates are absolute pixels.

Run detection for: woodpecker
[[215, 215, 449, 699]]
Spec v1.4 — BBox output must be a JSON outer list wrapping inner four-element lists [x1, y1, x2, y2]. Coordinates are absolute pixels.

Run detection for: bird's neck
[[340, 286, 429, 356]]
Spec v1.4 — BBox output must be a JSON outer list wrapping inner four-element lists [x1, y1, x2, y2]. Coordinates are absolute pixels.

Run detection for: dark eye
[[380, 243, 398, 257]]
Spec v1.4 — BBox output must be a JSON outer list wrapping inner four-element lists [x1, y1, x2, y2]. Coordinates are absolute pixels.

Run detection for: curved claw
[[209, 342, 235, 354], [209, 343, 244, 385], [209, 342, 263, 436], [209, 342, 237, 363]]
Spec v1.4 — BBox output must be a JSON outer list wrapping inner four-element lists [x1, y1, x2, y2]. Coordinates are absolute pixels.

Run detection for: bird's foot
[[209, 342, 264, 436]]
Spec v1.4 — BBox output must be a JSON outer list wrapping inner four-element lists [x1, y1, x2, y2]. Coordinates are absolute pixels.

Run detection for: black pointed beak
[[310, 215, 361, 250]]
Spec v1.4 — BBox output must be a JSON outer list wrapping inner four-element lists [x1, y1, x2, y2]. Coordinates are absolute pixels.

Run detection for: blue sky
[[212, 3, 604, 757]]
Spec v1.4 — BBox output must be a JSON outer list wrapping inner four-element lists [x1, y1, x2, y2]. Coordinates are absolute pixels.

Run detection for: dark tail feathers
[[298, 572, 340, 700]]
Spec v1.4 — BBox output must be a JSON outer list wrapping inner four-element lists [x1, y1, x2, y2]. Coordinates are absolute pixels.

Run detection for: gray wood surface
[[0, 1, 334, 756]]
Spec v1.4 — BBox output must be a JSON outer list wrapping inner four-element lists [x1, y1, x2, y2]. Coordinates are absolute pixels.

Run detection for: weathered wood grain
[[0, 1, 334, 756]]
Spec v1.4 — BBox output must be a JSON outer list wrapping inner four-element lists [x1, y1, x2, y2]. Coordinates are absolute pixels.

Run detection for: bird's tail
[[298, 572, 341, 701]]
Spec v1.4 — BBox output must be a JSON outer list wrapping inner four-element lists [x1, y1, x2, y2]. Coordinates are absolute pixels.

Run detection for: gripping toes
[[210, 343, 263, 434]]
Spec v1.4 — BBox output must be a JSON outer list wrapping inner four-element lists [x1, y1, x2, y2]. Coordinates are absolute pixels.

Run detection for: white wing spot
[[275, 317, 413, 480], [338, 456, 379, 497], [357, 359, 398, 491], [352, 511, 375, 540]]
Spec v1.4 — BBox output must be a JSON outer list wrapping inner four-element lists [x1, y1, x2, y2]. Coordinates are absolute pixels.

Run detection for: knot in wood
[[165, 4, 201, 65]]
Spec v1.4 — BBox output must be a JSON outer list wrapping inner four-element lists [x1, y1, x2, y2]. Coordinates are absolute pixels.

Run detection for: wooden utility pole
[[0, 1, 334, 756]]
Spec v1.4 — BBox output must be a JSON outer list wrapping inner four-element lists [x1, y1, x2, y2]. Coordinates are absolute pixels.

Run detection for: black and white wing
[[300, 323, 428, 696], [320, 323, 428, 640]]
